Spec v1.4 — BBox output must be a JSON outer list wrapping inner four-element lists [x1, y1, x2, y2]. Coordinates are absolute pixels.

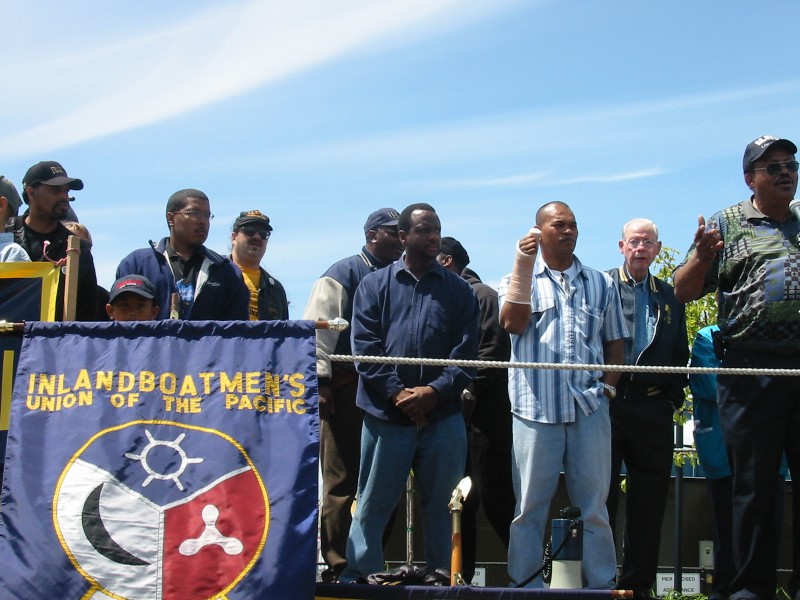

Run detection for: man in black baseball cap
[[741, 135, 798, 174], [229, 210, 288, 320], [674, 135, 800, 600], [4, 160, 97, 320], [21, 161, 83, 204]]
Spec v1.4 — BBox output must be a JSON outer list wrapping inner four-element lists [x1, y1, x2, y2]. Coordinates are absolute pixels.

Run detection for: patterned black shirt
[[679, 198, 800, 351]]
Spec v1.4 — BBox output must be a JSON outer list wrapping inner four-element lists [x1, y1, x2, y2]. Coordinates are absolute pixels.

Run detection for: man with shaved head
[[499, 201, 627, 589]]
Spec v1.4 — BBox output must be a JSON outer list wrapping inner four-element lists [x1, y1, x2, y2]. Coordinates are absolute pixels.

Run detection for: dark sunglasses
[[752, 160, 800, 176], [238, 226, 270, 239]]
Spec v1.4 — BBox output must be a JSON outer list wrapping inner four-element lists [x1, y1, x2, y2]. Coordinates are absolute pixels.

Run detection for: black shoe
[[320, 568, 341, 583]]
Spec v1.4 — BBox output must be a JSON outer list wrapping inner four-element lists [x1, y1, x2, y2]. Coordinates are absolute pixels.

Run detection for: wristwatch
[[601, 383, 616, 399]]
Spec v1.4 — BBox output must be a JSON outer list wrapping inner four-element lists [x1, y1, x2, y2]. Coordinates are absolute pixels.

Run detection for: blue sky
[[3, 1, 799, 317]]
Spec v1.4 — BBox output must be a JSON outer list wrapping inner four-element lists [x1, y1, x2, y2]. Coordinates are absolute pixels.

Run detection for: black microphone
[[790, 198, 800, 222]]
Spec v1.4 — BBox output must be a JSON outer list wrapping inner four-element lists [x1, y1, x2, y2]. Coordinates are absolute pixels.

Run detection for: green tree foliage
[[652, 246, 717, 467], [653, 246, 717, 345]]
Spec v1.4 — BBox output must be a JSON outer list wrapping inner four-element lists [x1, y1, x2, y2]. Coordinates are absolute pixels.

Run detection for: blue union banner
[[0, 320, 319, 600]]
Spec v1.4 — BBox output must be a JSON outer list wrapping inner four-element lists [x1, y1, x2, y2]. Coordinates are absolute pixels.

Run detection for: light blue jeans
[[508, 404, 616, 589], [340, 411, 467, 581]]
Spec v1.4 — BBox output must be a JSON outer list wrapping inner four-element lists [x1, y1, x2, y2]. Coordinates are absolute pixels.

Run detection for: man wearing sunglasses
[[674, 135, 800, 600], [229, 210, 288, 320], [116, 189, 249, 321]]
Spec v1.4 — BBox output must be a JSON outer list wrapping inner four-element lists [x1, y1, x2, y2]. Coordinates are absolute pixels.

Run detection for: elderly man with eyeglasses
[[674, 135, 800, 600], [229, 210, 288, 320], [116, 188, 248, 320], [605, 218, 688, 600]]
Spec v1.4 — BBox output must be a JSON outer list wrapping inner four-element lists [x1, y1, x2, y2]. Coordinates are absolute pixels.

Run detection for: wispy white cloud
[[253, 79, 800, 171], [0, 0, 508, 160], [546, 168, 665, 186], [418, 167, 663, 190]]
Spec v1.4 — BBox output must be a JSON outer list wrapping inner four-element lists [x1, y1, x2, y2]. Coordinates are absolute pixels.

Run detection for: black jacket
[[6, 217, 98, 321], [607, 266, 689, 407], [462, 267, 511, 427]]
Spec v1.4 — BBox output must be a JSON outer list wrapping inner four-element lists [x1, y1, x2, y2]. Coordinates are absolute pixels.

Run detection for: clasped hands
[[393, 385, 439, 425]]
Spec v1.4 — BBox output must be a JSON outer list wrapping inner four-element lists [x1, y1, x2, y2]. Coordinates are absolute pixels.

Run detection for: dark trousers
[[461, 404, 515, 583], [319, 379, 362, 574], [707, 476, 737, 600], [717, 349, 800, 600], [706, 475, 786, 600], [319, 380, 397, 576], [607, 390, 675, 594]]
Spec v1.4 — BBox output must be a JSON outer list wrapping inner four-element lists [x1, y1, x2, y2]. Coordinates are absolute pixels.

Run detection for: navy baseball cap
[[363, 208, 399, 234], [743, 135, 798, 173]]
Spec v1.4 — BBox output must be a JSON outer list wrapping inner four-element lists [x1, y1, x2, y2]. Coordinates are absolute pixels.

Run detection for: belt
[[619, 382, 662, 401]]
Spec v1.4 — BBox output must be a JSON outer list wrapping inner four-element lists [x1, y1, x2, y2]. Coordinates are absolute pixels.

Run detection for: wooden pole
[[62, 235, 80, 321], [169, 293, 180, 320], [450, 515, 462, 586]]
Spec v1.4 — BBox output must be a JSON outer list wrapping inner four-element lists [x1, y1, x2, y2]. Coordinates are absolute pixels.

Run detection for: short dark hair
[[166, 189, 209, 214], [398, 203, 436, 233], [535, 201, 571, 226]]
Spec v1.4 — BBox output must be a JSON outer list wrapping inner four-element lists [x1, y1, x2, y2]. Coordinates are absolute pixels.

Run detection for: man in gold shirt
[[230, 210, 289, 320]]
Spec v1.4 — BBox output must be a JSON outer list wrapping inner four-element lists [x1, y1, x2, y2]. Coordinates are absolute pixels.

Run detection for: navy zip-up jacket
[[351, 258, 480, 425], [116, 237, 249, 321]]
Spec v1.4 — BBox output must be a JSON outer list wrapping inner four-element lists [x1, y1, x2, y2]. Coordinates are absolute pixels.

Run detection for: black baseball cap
[[233, 210, 272, 232], [109, 275, 157, 303], [742, 135, 798, 173], [439, 237, 470, 269], [22, 161, 84, 203]]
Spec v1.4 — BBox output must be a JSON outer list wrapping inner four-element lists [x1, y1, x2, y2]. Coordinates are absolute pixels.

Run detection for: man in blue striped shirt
[[498, 201, 627, 589]]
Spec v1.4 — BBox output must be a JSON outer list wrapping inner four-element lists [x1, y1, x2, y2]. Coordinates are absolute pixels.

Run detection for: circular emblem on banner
[[53, 420, 269, 600]]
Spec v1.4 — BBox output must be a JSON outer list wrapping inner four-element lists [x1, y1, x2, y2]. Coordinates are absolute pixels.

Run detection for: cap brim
[[41, 176, 84, 190], [235, 218, 272, 230], [771, 139, 798, 155], [110, 288, 155, 302]]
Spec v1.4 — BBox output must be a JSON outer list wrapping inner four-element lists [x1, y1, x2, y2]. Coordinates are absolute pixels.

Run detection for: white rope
[[329, 354, 800, 377]]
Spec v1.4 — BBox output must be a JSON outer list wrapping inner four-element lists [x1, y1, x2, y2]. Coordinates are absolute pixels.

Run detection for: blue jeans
[[340, 411, 467, 581], [508, 404, 616, 589]]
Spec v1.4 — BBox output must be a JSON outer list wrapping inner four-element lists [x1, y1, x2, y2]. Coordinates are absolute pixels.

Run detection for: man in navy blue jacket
[[116, 189, 249, 320], [302, 207, 403, 583], [340, 203, 480, 583]]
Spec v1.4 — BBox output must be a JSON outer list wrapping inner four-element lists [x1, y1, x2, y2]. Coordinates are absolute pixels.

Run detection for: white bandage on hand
[[504, 228, 539, 304]]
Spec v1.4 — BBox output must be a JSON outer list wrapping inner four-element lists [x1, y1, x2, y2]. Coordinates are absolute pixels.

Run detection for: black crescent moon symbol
[[82, 484, 150, 566]]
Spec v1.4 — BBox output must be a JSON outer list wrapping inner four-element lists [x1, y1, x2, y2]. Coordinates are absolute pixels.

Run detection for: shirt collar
[[396, 254, 445, 280], [534, 253, 583, 277]]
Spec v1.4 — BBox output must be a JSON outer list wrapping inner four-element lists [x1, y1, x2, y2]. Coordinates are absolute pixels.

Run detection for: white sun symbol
[[125, 429, 204, 491]]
